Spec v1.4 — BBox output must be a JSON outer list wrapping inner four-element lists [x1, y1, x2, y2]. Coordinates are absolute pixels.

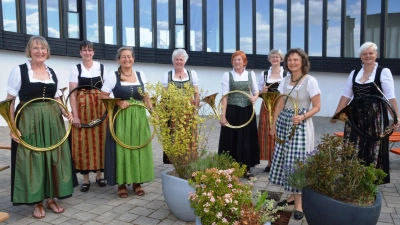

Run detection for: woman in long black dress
[[218, 50, 260, 178]]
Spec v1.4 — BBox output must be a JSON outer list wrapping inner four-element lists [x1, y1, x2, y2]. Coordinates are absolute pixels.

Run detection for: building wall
[[0, 49, 399, 127]]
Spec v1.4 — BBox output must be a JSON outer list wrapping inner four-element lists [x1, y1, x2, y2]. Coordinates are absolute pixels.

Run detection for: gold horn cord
[[274, 94, 299, 144], [0, 98, 72, 152], [259, 92, 280, 128], [101, 98, 155, 150], [201, 90, 255, 129]]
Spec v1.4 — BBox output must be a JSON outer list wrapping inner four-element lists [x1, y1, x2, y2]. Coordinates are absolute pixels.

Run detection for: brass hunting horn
[[100, 97, 155, 149], [201, 90, 255, 129], [274, 93, 299, 144], [259, 92, 280, 128], [0, 96, 72, 151]]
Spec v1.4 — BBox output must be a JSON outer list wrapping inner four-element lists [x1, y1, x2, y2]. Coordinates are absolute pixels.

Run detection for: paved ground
[[0, 116, 399, 225]]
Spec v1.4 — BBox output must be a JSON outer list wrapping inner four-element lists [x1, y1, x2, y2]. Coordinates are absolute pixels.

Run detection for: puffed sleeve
[[342, 70, 355, 99], [69, 64, 79, 83], [101, 71, 117, 93], [306, 76, 321, 98], [250, 71, 258, 95], [138, 71, 148, 93], [277, 76, 287, 94], [190, 70, 199, 86], [6, 66, 22, 97], [258, 71, 265, 91], [52, 68, 63, 98], [221, 72, 230, 95], [162, 71, 170, 88], [380, 68, 396, 99]]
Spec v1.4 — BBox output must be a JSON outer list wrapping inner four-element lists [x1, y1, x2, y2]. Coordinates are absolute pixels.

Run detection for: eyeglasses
[[31, 46, 47, 52], [120, 56, 133, 59], [270, 56, 280, 59]]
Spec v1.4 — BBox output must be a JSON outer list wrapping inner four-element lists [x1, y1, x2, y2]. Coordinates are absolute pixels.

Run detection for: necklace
[[291, 74, 305, 83], [122, 70, 132, 77], [271, 68, 280, 75]]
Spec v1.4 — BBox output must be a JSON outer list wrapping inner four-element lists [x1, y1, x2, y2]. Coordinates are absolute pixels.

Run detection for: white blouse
[[257, 66, 286, 91], [221, 69, 259, 96], [277, 75, 321, 99], [101, 70, 148, 93], [162, 69, 199, 88], [7, 61, 62, 97], [342, 62, 396, 99], [69, 61, 107, 83]]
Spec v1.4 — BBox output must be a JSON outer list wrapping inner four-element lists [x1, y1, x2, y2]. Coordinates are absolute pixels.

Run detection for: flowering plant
[[189, 164, 282, 225], [286, 134, 387, 206]]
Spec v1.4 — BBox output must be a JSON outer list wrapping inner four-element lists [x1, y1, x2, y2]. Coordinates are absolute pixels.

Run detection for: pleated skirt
[[258, 100, 275, 161]]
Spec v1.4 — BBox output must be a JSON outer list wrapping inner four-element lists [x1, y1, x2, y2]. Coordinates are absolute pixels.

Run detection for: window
[[157, 0, 169, 49], [206, 0, 219, 52], [308, 0, 323, 56], [326, 0, 341, 57], [104, 0, 117, 45], [68, 0, 80, 39], [139, 0, 152, 47], [273, 1, 287, 52], [365, 0, 381, 47], [255, 0, 270, 55], [239, 0, 252, 54], [344, 0, 361, 57], [290, 0, 305, 50], [26, 0, 40, 35], [122, 0, 135, 46], [385, 0, 400, 58], [86, 0, 98, 42], [47, 0, 60, 38], [175, 0, 185, 48], [190, 0, 202, 51], [223, 0, 235, 53], [2, 0, 17, 32]]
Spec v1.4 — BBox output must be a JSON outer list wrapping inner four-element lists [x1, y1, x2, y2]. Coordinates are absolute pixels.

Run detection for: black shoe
[[264, 166, 271, 172], [96, 178, 107, 187], [293, 210, 304, 220], [244, 173, 254, 179], [80, 183, 90, 192], [276, 199, 295, 207]]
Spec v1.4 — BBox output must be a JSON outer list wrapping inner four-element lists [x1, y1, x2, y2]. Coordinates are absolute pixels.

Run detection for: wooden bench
[[390, 148, 400, 155]]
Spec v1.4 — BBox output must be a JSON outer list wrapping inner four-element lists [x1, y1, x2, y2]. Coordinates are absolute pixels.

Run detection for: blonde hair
[[358, 42, 378, 57], [25, 35, 51, 59]]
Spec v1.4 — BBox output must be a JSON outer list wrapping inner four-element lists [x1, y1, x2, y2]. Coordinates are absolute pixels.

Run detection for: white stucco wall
[[0, 49, 399, 127]]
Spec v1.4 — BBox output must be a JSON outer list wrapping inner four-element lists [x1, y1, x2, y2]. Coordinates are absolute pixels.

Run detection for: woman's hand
[[394, 118, 400, 130], [63, 112, 73, 122], [269, 125, 276, 137], [292, 114, 306, 125], [10, 129, 21, 143], [260, 86, 268, 94], [220, 116, 229, 127], [117, 100, 130, 109], [249, 96, 258, 104], [72, 115, 81, 128]]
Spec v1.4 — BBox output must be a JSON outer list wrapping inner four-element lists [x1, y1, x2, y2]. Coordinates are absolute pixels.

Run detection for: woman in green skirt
[[101, 46, 155, 198], [6, 36, 74, 219]]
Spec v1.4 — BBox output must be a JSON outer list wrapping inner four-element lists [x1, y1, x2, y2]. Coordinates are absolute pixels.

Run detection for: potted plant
[[188, 164, 283, 225], [146, 82, 212, 221], [286, 134, 387, 225]]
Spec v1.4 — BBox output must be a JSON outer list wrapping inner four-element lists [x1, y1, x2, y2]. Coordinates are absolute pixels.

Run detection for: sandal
[[80, 182, 91, 192], [33, 203, 45, 219], [46, 200, 64, 214], [133, 183, 145, 196], [96, 178, 107, 187], [118, 185, 128, 198]]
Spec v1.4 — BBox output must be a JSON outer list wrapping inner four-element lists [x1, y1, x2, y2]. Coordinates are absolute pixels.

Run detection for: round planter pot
[[302, 187, 382, 225], [162, 168, 196, 222], [196, 216, 271, 225]]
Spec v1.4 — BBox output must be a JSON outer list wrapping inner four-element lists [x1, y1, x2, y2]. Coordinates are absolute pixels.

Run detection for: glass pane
[[104, 0, 116, 45], [273, 1, 287, 52], [68, 12, 79, 38], [239, 0, 252, 54], [140, 0, 152, 47], [48, 1, 60, 38], [223, 0, 235, 53], [2, 0, 17, 32], [86, 0, 98, 42], [175, 25, 185, 48], [207, 0, 219, 52], [157, 0, 169, 49], [386, 0, 400, 58], [327, 0, 341, 57], [308, 0, 322, 56], [190, 0, 202, 51], [344, 0, 361, 57], [365, 0, 381, 47], [69, 0, 77, 12], [26, 0, 40, 35], [290, 0, 304, 50], [122, 0, 135, 46], [256, 0, 269, 55], [176, 0, 183, 24]]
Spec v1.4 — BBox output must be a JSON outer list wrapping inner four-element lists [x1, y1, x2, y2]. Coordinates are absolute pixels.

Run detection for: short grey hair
[[358, 42, 378, 57], [25, 35, 51, 59], [116, 46, 135, 60], [268, 49, 284, 61], [172, 49, 189, 63]]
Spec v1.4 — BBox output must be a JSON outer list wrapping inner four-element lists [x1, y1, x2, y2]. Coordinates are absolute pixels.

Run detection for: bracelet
[[303, 114, 306, 120]]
